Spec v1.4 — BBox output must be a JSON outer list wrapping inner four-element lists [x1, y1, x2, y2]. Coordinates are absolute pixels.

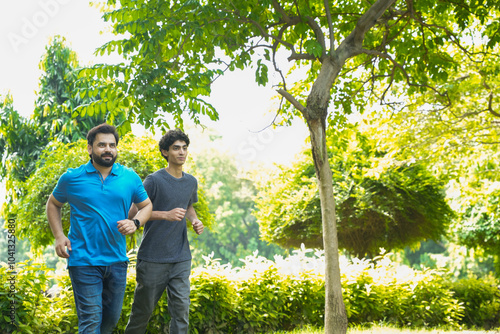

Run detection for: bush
[[2, 249, 500, 333], [342, 255, 464, 328], [189, 263, 238, 333], [0, 261, 77, 334], [448, 277, 500, 329]]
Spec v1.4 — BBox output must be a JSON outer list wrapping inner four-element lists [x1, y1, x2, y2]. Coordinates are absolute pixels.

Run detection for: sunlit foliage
[[256, 126, 454, 258]]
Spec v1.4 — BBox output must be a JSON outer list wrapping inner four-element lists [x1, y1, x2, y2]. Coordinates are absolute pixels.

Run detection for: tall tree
[[81, 1, 500, 332], [0, 36, 114, 209], [34, 36, 112, 143]]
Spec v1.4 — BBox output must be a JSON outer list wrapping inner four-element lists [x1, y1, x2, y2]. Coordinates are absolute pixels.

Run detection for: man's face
[[162, 140, 188, 165], [88, 133, 118, 168]]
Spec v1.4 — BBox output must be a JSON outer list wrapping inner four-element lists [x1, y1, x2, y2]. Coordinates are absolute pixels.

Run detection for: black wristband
[[133, 218, 141, 230]]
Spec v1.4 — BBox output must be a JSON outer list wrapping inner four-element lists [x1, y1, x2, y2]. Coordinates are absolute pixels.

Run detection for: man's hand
[[46, 194, 71, 258], [192, 219, 204, 235], [165, 208, 187, 221], [55, 235, 71, 258], [117, 219, 137, 235]]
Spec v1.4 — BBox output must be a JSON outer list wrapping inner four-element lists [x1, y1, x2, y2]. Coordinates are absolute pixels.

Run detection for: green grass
[[268, 325, 500, 334]]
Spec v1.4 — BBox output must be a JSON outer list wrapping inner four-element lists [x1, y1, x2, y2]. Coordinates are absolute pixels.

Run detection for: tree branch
[[405, 0, 474, 59], [480, 74, 500, 118], [487, 94, 500, 118], [337, 0, 397, 59], [277, 88, 306, 113], [240, 16, 297, 51], [272, 0, 290, 23], [271, 45, 287, 91], [271, 0, 326, 60], [288, 53, 317, 61], [361, 48, 449, 102], [305, 16, 327, 58], [324, 0, 335, 51]]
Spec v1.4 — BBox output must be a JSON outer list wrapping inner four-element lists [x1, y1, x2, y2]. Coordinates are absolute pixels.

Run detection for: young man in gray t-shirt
[[125, 129, 204, 334]]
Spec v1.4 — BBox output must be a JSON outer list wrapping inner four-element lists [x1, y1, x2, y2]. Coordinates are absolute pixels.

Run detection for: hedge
[[1, 248, 499, 333]]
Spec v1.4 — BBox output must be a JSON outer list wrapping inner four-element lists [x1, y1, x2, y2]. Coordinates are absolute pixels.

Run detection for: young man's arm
[[46, 194, 71, 258], [186, 204, 204, 235]]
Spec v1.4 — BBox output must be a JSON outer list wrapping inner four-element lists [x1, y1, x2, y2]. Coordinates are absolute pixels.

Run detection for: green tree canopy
[[33, 35, 122, 142], [362, 48, 500, 271], [0, 35, 127, 219], [256, 126, 454, 258], [83, 1, 500, 130], [0, 36, 109, 183]]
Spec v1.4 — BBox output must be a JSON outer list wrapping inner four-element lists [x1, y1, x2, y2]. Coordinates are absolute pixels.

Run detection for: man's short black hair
[[159, 129, 190, 161], [86, 123, 119, 146]]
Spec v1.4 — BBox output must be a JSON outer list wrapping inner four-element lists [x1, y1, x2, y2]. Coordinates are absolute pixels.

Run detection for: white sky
[[0, 0, 311, 203]]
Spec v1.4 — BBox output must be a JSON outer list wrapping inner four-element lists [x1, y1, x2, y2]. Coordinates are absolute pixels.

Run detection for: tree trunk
[[302, 53, 347, 334], [307, 117, 347, 334]]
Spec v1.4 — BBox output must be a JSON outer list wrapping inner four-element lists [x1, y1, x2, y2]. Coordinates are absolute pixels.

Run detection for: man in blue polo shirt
[[46, 123, 152, 334]]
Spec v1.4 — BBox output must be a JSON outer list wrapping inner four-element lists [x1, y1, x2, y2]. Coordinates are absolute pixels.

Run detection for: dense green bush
[[2, 250, 500, 333], [448, 277, 500, 329], [342, 255, 464, 328], [190, 271, 237, 333], [0, 261, 77, 334]]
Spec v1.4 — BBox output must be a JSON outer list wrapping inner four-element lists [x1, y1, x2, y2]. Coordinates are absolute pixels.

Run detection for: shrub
[[0, 261, 77, 334], [448, 276, 500, 329], [189, 263, 238, 333], [342, 254, 464, 328], [285, 272, 325, 328], [2, 249, 500, 333]]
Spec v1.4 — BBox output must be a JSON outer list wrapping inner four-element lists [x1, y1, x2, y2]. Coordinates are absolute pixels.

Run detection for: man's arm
[[186, 204, 204, 235], [46, 194, 71, 258], [118, 198, 153, 235]]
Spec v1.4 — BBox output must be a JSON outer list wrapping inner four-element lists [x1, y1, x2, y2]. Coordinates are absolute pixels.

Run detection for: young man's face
[[88, 133, 118, 167], [162, 140, 188, 166]]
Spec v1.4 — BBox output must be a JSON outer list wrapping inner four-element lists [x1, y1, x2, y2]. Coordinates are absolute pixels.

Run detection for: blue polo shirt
[[52, 160, 148, 266]]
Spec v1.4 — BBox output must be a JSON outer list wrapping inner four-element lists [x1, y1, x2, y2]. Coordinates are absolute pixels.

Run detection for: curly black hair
[[159, 129, 190, 161]]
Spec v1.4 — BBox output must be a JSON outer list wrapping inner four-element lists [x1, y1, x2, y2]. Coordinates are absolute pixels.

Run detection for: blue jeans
[[69, 262, 128, 334], [124, 260, 191, 334]]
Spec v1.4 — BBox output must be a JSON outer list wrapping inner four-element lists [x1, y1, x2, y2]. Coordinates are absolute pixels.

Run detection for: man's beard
[[92, 152, 117, 167]]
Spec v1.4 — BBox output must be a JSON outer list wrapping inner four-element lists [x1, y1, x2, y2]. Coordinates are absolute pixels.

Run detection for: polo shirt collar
[[84, 160, 121, 176]]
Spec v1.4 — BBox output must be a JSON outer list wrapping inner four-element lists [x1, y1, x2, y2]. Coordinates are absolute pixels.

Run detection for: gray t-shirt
[[137, 168, 198, 263]]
